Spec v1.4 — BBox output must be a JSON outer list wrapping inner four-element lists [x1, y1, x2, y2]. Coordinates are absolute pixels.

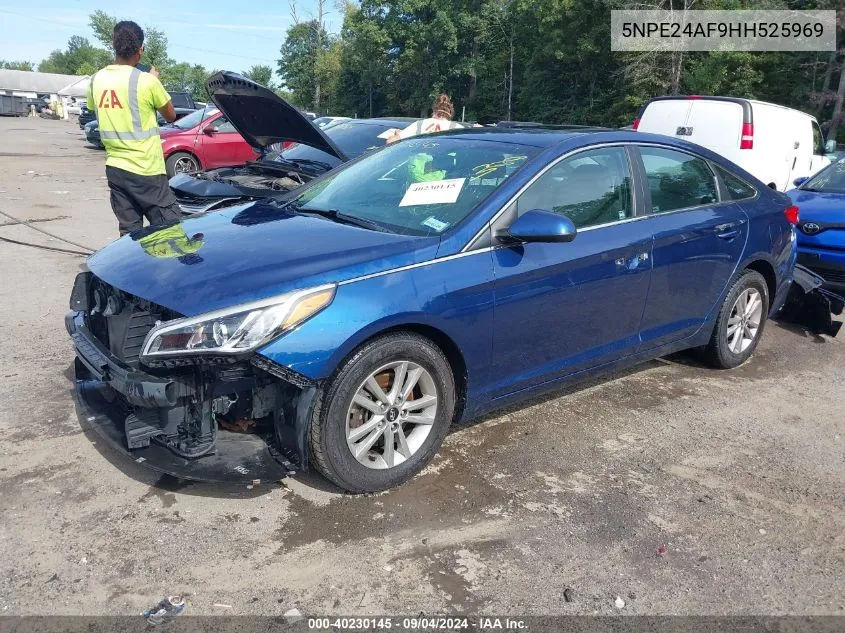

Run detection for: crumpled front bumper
[[67, 311, 294, 484], [66, 312, 188, 408], [778, 265, 845, 337]]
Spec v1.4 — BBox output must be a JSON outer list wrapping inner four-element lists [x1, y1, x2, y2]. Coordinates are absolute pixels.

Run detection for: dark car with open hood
[[169, 71, 415, 215]]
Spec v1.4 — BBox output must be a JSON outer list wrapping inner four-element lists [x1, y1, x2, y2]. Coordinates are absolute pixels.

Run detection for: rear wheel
[[165, 152, 200, 177], [703, 270, 769, 369], [309, 333, 455, 493]]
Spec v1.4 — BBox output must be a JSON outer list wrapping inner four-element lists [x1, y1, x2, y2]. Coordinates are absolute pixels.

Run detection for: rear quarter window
[[714, 165, 757, 201]]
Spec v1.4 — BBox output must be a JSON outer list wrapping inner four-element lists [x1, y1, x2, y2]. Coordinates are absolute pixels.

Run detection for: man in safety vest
[[87, 20, 180, 236]]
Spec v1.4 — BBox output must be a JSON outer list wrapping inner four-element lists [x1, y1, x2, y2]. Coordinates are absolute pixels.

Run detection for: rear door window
[[639, 147, 719, 213]]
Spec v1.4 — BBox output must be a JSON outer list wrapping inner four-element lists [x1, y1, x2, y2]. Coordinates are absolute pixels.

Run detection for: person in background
[[387, 94, 462, 144], [87, 20, 180, 236]]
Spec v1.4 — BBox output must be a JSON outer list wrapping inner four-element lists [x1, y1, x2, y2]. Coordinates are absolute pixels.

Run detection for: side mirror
[[793, 176, 809, 187], [497, 209, 577, 244], [203, 124, 218, 136], [825, 139, 836, 153]]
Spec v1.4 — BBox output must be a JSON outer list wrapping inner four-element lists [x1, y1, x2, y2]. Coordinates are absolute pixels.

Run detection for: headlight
[[140, 284, 335, 359]]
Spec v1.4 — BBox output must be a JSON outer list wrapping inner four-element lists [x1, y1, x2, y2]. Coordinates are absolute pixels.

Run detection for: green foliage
[[26, 4, 845, 138], [684, 52, 765, 99], [141, 27, 171, 69], [0, 60, 35, 71], [335, 4, 390, 116], [316, 40, 344, 110], [37, 36, 111, 75], [161, 63, 214, 101], [243, 65, 276, 89], [278, 20, 330, 110], [88, 10, 117, 48]]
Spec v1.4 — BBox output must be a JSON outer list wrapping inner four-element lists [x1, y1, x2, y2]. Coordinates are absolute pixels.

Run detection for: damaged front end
[[67, 272, 322, 483], [778, 264, 844, 337]]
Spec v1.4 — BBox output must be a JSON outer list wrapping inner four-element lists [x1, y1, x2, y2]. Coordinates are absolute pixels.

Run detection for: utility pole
[[313, 0, 325, 112], [507, 28, 513, 120], [828, 57, 845, 143]]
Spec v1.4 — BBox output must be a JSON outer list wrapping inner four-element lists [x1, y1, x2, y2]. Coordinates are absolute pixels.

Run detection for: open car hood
[[205, 71, 347, 160]]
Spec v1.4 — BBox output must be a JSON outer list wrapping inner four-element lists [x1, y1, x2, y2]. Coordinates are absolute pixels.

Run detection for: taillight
[[632, 118, 640, 130], [784, 205, 799, 225], [687, 95, 701, 99], [740, 122, 754, 149]]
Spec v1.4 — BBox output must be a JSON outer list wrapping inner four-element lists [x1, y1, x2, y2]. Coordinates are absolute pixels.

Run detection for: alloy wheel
[[726, 288, 763, 354], [345, 361, 438, 469], [173, 156, 198, 173]]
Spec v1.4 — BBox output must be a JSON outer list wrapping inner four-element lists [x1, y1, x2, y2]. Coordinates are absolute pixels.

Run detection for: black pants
[[106, 166, 181, 236]]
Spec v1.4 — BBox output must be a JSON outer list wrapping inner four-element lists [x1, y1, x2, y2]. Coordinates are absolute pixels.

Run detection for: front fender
[[256, 250, 495, 403]]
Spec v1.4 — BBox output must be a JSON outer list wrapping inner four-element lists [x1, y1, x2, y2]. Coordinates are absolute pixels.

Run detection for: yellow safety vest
[[87, 65, 171, 177], [138, 224, 205, 259]]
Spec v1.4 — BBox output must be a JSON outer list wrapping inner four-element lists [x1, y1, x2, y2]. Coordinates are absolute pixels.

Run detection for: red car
[[160, 106, 258, 177]]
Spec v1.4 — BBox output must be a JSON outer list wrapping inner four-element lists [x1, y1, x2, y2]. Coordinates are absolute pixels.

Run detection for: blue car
[[68, 128, 798, 492], [789, 159, 845, 293]]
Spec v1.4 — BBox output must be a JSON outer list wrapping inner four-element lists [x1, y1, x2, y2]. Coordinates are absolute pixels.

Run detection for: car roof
[[416, 126, 614, 148], [426, 127, 746, 161], [351, 117, 418, 127]]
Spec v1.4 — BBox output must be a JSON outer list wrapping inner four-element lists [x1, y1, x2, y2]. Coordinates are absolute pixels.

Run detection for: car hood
[[159, 125, 184, 138], [169, 171, 250, 198], [206, 71, 347, 160], [788, 189, 845, 224], [85, 200, 439, 316]]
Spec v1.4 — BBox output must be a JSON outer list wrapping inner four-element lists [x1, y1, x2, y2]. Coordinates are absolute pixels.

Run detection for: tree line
[[278, 0, 845, 140], [5, 1, 844, 141]]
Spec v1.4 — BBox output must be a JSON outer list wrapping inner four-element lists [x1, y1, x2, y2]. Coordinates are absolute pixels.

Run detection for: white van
[[633, 96, 830, 191]]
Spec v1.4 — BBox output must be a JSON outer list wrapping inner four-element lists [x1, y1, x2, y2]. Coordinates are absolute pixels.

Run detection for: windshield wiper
[[297, 207, 391, 232]]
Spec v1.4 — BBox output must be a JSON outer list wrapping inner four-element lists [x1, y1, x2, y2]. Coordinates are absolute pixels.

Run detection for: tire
[[309, 333, 456, 493], [165, 152, 200, 177], [703, 269, 769, 369]]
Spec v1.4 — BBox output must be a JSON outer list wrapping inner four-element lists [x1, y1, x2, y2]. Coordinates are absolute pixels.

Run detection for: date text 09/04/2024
[[307, 617, 528, 630]]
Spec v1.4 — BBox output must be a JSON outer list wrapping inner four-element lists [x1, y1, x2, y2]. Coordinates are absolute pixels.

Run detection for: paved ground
[[0, 116, 843, 618]]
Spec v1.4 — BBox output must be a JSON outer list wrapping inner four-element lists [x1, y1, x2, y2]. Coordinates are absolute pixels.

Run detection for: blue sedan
[[68, 128, 798, 492], [789, 158, 845, 293]]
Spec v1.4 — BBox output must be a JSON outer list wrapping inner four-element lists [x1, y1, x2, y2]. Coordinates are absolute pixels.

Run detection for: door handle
[[616, 252, 649, 271], [715, 223, 740, 240]]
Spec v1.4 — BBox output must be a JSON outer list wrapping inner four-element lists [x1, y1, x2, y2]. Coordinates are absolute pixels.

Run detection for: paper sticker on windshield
[[421, 216, 449, 232], [399, 178, 465, 207]]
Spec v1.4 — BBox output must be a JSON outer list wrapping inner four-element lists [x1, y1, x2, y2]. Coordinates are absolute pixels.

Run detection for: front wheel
[[309, 333, 455, 493], [703, 269, 769, 369], [165, 152, 200, 177]]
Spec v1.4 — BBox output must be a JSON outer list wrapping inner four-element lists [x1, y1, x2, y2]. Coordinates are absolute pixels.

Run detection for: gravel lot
[[0, 116, 843, 617]]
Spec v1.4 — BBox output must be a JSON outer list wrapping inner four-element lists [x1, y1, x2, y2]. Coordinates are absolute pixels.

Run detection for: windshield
[[172, 107, 218, 130], [803, 158, 845, 193], [276, 121, 399, 169], [291, 136, 537, 236]]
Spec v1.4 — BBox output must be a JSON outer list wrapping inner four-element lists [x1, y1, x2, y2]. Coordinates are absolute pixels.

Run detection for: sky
[[0, 0, 342, 72]]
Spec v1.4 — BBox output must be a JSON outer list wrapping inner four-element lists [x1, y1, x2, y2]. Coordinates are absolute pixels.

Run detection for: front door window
[[516, 147, 634, 228]]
